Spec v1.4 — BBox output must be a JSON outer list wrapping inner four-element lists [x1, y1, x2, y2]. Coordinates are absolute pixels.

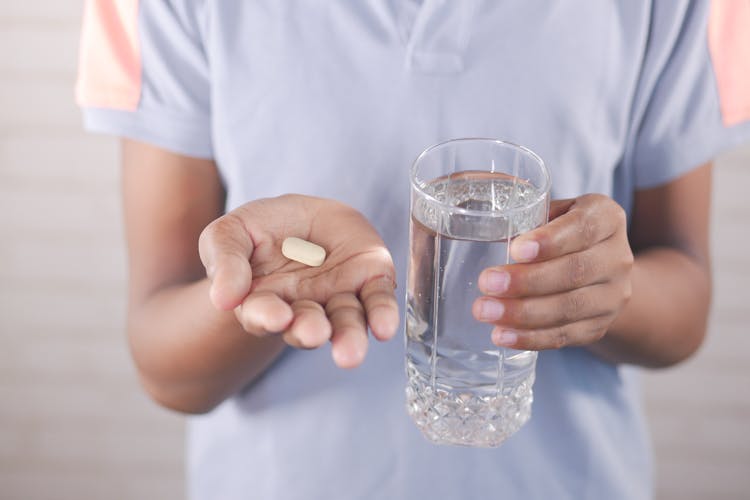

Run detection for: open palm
[[199, 194, 399, 368]]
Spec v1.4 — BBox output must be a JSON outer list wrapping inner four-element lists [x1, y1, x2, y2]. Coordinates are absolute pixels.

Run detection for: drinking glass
[[405, 138, 550, 447]]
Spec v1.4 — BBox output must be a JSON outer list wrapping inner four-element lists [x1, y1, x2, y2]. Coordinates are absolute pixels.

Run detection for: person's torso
[[180, 1, 655, 498]]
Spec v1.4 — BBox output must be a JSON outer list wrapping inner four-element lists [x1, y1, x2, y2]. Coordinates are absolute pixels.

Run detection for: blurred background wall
[[0, 2, 748, 499]]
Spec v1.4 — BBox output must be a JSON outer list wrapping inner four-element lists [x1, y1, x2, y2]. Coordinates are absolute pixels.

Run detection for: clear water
[[405, 172, 546, 447]]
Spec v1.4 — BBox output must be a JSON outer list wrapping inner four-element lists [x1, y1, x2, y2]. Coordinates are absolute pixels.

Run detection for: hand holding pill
[[198, 194, 399, 369]]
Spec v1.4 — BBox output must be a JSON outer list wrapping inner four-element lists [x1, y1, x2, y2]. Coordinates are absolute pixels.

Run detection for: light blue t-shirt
[[80, 1, 750, 499]]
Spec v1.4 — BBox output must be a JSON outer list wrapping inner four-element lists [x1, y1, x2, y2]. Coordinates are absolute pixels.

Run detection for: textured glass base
[[406, 372, 534, 448]]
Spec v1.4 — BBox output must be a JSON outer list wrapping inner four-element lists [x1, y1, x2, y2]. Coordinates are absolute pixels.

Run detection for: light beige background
[[1, 3, 748, 499]]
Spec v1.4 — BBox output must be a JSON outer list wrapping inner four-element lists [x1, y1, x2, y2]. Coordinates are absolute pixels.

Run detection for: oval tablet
[[281, 237, 326, 267]]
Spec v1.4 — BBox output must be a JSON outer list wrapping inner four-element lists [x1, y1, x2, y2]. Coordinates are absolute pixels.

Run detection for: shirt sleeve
[[76, 0, 212, 159], [627, 1, 750, 189]]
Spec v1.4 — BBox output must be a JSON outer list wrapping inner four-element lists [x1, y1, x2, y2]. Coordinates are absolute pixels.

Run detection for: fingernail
[[482, 271, 509, 294], [513, 240, 539, 261], [492, 328, 518, 346], [479, 300, 504, 321]]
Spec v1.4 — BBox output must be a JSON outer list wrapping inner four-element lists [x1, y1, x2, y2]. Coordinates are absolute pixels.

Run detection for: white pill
[[281, 237, 326, 267]]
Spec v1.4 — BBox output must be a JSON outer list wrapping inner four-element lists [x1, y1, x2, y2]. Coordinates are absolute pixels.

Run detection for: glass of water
[[405, 138, 551, 447]]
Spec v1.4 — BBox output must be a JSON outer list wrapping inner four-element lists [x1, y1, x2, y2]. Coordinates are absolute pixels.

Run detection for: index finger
[[510, 194, 625, 263], [198, 213, 256, 310]]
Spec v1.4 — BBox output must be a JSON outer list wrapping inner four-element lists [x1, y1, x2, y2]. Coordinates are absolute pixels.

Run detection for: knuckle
[[551, 326, 569, 349], [361, 274, 397, 296], [585, 194, 627, 233], [567, 253, 589, 288], [335, 316, 365, 332], [512, 267, 533, 295], [202, 213, 246, 252], [301, 298, 321, 309], [563, 291, 588, 322], [512, 330, 535, 351], [588, 319, 610, 342], [613, 250, 634, 306], [579, 211, 599, 245], [564, 208, 595, 248], [612, 203, 627, 226], [331, 307, 365, 328], [622, 280, 633, 304], [612, 279, 633, 314], [529, 225, 551, 247], [509, 300, 529, 325], [531, 222, 553, 250], [276, 193, 297, 204], [569, 207, 587, 227], [326, 293, 360, 314], [295, 299, 325, 315], [581, 193, 608, 207], [593, 326, 608, 343], [202, 216, 223, 237], [364, 290, 397, 311], [621, 246, 635, 270], [216, 212, 242, 235]]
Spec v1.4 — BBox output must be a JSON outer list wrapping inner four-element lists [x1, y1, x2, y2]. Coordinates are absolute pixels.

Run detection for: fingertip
[[368, 305, 400, 341], [290, 302, 332, 348], [332, 338, 367, 369], [471, 299, 484, 322], [262, 300, 294, 332]]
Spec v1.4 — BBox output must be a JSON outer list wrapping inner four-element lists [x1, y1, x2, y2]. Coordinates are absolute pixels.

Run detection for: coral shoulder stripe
[[708, 0, 750, 126], [75, 0, 141, 111]]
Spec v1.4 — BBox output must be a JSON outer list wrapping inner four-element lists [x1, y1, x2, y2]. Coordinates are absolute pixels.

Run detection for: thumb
[[198, 214, 255, 310]]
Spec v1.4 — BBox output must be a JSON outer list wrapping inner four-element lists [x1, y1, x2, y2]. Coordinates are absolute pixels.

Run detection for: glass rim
[[410, 138, 551, 217]]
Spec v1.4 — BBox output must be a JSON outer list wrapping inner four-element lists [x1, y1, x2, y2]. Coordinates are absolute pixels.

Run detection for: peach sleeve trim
[[708, 0, 750, 127], [75, 0, 141, 111]]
